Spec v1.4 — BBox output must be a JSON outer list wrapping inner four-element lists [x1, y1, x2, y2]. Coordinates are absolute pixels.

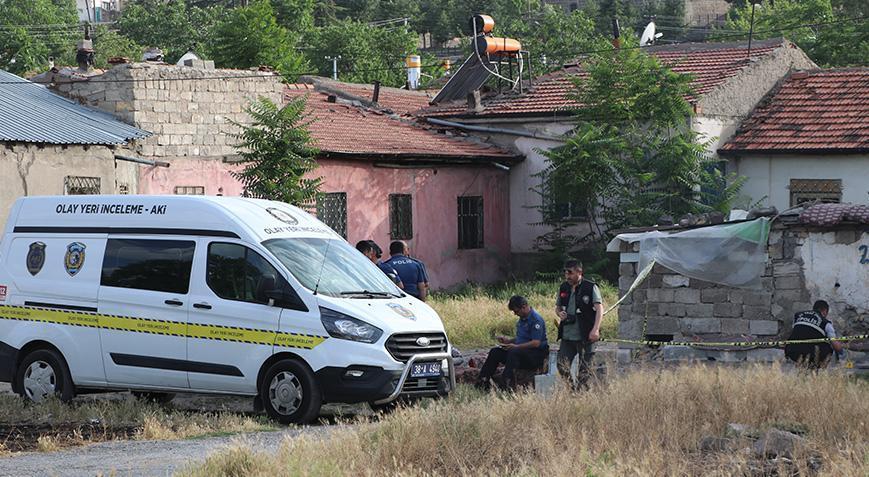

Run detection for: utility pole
[[747, 3, 758, 59], [325, 55, 341, 80]]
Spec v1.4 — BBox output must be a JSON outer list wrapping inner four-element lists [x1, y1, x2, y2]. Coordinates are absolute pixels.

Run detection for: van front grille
[[385, 332, 448, 362]]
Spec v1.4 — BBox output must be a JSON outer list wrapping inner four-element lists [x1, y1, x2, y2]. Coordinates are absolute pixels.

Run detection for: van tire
[[132, 391, 175, 404], [260, 359, 321, 425], [15, 349, 75, 403]]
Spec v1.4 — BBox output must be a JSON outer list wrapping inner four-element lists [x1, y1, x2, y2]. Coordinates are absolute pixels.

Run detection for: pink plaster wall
[[137, 157, 512, 290], [316, 159, 512, 290], [138, 159, 244, 196]]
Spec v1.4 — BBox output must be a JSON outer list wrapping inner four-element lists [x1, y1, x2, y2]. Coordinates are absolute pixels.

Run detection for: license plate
[[409, 362, 441, 378]]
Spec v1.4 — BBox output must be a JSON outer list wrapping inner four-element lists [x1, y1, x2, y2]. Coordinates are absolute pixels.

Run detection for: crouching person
[[476, 295, 549, 390]]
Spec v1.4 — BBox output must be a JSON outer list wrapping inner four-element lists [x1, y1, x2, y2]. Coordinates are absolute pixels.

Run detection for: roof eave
[[318, 151, 523, 165], [718, 147, 869, 156]]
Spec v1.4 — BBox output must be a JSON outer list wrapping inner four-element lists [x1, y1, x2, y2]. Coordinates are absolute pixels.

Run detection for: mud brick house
[[421, 39, 817, 271], [285, 81, 521, 289], [611, 204, 868, 361], [719, 68, 869, 212]]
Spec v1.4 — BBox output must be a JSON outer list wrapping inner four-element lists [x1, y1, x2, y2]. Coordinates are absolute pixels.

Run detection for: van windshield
[[263, 238, 402, 298]]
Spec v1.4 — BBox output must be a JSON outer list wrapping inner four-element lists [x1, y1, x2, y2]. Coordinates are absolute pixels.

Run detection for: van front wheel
[[15, 349, 75, 403], [260, 359, 321, 425]]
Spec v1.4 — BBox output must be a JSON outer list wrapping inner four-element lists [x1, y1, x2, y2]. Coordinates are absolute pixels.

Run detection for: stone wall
[[52, 62, 284, 193], [0, 142, 138, 222], [617, 221, 869, 352]]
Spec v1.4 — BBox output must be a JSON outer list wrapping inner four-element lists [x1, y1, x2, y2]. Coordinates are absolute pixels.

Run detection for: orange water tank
[[475, 36, 522, 54], [470, 14, 495, 34]]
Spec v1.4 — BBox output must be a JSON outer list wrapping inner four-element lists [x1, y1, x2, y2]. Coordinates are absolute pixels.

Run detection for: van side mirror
[[257, 275, 308, 311]]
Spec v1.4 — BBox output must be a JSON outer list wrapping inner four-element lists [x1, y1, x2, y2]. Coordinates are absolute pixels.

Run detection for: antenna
[[640, 22, 663, 46], [312, 238, 333, 296]]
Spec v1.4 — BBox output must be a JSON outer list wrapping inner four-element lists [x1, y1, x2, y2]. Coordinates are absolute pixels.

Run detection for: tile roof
[[0, 69, 151, 145], [720, 68, 869, 154], [422, 39, 787, 119], [298, 77, 433, 115], [284, 86, 517, 161]]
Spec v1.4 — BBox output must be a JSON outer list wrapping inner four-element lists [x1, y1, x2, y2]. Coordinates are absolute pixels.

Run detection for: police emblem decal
[[26, 242, 46, 276], [64, 242, 86, 277], [582, 295, 590, 304], [266, 207, 298, 225], [387, 303, 416, 320]]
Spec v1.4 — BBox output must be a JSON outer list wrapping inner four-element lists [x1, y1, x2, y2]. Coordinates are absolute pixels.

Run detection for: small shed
[[610, 204, 868, 361]]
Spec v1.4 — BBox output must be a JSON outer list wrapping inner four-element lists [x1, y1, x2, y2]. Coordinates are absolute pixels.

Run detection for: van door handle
[[164, 299, 183, 306], [193, 303, 212, 310]]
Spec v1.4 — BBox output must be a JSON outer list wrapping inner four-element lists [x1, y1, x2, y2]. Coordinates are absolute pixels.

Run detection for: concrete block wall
[[617, 222, 869, 351], [53, 63, 285, 161]]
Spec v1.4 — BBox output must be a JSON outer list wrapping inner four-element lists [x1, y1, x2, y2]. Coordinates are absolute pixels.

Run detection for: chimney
[[327, 94, 337, 103], [372, 80, 381, 103], [467, 90, 483, 113], [406, 55, 421, 90], [76, 25, 95, 72]]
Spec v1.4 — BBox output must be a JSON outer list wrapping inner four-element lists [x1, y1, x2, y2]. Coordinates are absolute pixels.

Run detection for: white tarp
[[607, 218, 771, 289]]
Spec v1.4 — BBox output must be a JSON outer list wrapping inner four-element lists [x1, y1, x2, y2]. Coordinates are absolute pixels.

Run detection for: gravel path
[[0, 425, 336, 477]]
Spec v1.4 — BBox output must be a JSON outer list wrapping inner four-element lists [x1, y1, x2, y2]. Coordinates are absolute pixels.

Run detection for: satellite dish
[[640, 22, 664, 46]]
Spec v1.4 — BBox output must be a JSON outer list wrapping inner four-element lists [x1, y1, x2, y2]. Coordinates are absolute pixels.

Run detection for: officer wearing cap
[[476, 295, 549, 390], [355, 240, 403, 288], [384, 241, 427, 301]]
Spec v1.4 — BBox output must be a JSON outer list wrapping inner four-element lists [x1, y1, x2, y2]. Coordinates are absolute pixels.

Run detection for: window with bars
[[317, 192, 347, 238], [789, 179, 842, 207], [457, 196, 484, 249], [389, 194, 413, 240], [174, 186, 205, 195], [64, 176, 100, 195], [118, 184, 130, 195]]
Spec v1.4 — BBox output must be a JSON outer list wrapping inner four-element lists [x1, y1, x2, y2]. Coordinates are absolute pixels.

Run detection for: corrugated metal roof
[[0, 69, 151, 145]]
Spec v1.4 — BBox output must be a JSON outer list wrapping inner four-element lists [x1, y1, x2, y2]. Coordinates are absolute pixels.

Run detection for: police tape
[[600, 334, 869, 348]]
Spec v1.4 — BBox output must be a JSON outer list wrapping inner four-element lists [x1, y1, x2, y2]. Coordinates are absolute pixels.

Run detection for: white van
[[0, 196, 454, 424]]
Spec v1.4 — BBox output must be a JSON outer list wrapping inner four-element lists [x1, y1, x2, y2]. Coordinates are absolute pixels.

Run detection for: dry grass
[[183, 365, 869, 477], [429, 280, 620, 349]]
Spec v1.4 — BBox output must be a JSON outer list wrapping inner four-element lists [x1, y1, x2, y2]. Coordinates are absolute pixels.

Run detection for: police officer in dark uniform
[[785, 300, 844, 368], [476, 295, 549, 390], [555, 259, 603, 389], [384, 241, 427, 301], [355, 240, 403, 288]]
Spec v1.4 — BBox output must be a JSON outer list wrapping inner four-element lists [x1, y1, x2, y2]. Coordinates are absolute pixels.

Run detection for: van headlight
[[319, 307, 383, 343]]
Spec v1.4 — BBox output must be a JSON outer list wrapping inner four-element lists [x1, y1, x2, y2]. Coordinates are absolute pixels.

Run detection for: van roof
[[5, 195, 339, 243]]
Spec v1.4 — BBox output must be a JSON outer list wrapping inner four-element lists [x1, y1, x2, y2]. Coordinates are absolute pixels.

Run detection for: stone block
[[750, 320, 779, 335], [659, 303, 686, 317], [774, 276, 802, 290], [746, 348, 784, 362], [692, 279, 718, 289], [646, 289, 674, 302], [647, 317, 680, 334], [713, 303, 742, 318], [662, 275, 690, 288], [674, 289, 701, 304], [721, 318, 750, 334], [768, 243, 783, 260], [682, 318, 721, 334], [619, 263, 636, 277], [663, 345, 697, 362], [743, 292, 772, 307], [701, 289, 728, 303], [685, 303, 714, 318], [618, 276, 634, 291], [618, 319, 643, 339], [768, 230, 782, 245], [742, 305, 770, 320], [729, 290, 744, 304], [774, 289, 807, 304], [773, 261, 801, 276]]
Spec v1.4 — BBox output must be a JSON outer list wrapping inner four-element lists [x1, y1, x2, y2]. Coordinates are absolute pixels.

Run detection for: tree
[[272, 0, 317, 32], [231, 96, 322, 206], [306, 18, 417, 86], [208, 0, 311, 79], [536, 44, 735, 246], [0, 0, 79, 75], [90, 26, 146, 70], [722, 0, 867, 67], [117, 0, 225, 63]]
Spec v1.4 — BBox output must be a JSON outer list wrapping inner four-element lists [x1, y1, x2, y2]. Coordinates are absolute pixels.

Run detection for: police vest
[[790, 310, 829, 341], [558, 279, 597, 339]]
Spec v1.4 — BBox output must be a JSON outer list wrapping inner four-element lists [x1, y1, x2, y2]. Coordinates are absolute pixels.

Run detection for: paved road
[[0, 426, 335, 477]]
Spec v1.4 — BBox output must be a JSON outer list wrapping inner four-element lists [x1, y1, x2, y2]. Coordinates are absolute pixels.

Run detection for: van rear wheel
[[260, 359, 321, 425], [15, 349, 75, 403]]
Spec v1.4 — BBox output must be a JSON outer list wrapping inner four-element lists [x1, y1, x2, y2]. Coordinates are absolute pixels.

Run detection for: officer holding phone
[[475, 295, 549, 390]]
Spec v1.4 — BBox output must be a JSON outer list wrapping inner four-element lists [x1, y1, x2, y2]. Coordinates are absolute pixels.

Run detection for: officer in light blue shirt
[[384, 241, 428, 301], [476, 295, 549, 390]]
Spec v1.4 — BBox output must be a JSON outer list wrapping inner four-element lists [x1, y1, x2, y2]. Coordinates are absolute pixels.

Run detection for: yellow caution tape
[[601, 335, 868, 348], [0, 304, 327, 350]]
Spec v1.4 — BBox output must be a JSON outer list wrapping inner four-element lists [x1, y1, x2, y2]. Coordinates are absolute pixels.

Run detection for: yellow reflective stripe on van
[[0, 304, 326, 350]]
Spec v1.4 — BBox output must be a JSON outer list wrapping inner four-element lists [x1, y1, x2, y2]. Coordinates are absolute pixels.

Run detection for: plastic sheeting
[[607, 218, 771, 290]]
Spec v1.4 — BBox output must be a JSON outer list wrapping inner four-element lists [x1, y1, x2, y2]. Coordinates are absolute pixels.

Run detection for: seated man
[[476, 295, 549, 390]]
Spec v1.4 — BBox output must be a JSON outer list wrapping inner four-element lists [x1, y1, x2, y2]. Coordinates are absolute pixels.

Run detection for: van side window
[[207, 243, 288, 305], [101, 239, 195, 294]]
